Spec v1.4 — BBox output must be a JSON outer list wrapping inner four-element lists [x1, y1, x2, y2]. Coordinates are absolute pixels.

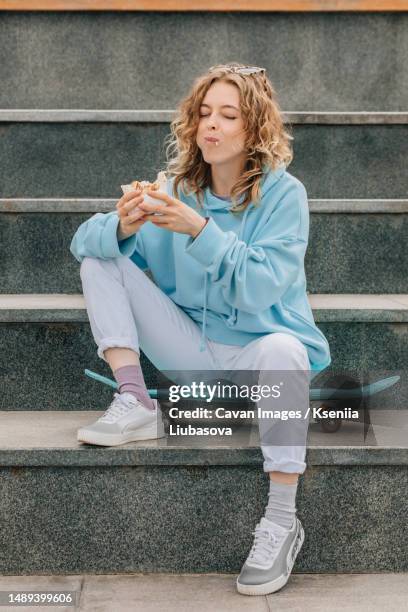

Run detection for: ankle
[[269, 471, 299, 485], [105, 347, 140, 369], [113, 365, 155, 411], [121, 389, 156, 411], [264, 479, 298, 531]]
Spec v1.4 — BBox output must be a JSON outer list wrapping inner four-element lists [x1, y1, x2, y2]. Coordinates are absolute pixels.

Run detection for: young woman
[[70, 62, 331, 596]]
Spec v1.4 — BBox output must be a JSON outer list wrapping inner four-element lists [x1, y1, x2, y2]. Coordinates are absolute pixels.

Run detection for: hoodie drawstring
[[199, 271, 209, 352], [199, 202, 254, 353]]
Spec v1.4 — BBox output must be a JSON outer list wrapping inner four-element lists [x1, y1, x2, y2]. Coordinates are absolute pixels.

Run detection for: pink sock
[[113, 365, 156, 411]]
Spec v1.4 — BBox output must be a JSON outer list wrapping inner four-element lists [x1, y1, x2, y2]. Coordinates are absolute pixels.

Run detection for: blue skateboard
[[84, 369, 400, 434]]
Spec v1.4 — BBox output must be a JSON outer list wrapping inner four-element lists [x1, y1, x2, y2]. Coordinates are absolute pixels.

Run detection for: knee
[[258, 333, 310, 370], [80, 256, 103, 281]]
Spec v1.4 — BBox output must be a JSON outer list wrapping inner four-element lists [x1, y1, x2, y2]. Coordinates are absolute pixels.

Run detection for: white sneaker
[[77, 392, 165, 446], [236, 516, 304, 596]]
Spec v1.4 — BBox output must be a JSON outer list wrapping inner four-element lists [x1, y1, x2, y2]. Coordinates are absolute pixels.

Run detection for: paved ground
[[0, 573, 407, 611]]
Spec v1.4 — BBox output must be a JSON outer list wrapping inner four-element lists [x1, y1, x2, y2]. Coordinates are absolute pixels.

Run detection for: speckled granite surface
[[1, 13, 407, 111], [0, 321, 406, 410], [0, 124, 406, 199], [0, 462, 406, 575], [1, 7, 407, 581], [2, 211, 408, 294], [0, 412, 407, 574]]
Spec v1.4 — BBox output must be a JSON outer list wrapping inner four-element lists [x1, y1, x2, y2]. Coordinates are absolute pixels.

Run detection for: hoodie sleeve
[[69, 210, 149, 270], [184, 182, 308, 314]]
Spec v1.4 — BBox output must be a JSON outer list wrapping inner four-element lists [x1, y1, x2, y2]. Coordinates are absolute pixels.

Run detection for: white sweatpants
[[80, 256, 316, 474]]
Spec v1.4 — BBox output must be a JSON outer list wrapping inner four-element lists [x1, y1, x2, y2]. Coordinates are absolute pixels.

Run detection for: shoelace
[[247, 523, 282, 565], [97, 392, 137, 424]]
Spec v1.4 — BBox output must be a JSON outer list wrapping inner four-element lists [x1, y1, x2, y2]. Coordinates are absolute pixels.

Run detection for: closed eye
[[199, 114, 236, 120]]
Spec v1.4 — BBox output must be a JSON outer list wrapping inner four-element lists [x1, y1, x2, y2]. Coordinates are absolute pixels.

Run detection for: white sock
[[264, 479, 298, 530]]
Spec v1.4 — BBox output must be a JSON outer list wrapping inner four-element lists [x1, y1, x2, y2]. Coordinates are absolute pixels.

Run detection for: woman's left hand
[[138, 190, 207, 238]]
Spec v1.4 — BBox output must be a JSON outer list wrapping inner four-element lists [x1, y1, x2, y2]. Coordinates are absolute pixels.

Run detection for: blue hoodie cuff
[[185, 217, 225, 267], [101, 212, 137, 258]]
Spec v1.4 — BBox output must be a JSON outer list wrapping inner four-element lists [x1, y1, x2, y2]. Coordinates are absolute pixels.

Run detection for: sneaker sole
[[236, 523, 305, 596], [77, 419, 166, 446]]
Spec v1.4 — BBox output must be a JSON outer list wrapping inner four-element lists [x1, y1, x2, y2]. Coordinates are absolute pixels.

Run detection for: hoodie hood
[[198, 163, 286, 352]]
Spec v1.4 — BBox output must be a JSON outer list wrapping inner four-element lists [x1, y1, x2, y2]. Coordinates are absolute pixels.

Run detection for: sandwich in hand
[[121, 171, 167, 216]]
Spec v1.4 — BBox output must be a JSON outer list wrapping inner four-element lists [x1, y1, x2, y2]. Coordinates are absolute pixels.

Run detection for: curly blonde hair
[[161, 62, 293, 213]]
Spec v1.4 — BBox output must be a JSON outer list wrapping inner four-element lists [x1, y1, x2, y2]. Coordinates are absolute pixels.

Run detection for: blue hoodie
[[70, 164, 331, 372]]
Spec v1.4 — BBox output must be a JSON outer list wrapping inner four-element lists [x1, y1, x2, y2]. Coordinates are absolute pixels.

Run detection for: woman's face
[[196, 80, 247, 167]]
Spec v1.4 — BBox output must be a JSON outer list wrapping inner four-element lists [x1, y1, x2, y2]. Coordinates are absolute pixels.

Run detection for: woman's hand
[[138, 190, 207, 238], [116, 188, 148, 240]]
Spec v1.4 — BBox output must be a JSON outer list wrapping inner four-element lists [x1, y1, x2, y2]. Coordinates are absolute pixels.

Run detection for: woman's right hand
[[116, 188, 147, 240]]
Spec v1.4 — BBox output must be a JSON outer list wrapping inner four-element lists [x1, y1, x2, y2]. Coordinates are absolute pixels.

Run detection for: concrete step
[[0, 412, 407, 575], [0, 12, 407, 111], [0, 294, 407, 410], [1, 198, 407, 294], [1, 573, 408, 611], [0, 112, 407, 199]]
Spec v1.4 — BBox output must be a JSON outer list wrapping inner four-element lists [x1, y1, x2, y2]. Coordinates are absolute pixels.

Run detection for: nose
[[205, 114, 218, 129]]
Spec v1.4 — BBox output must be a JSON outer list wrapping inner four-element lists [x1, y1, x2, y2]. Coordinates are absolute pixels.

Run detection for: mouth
[[205, 137, 220, 144]]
